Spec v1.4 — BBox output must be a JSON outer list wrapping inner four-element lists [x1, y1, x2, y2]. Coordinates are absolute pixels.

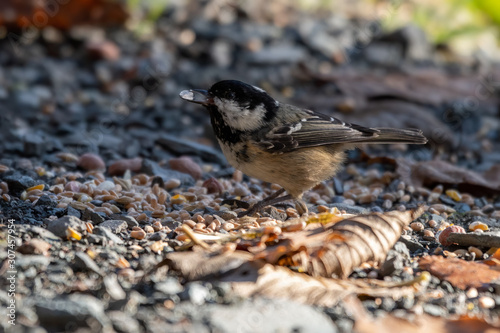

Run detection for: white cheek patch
[[214, 97, 267, 131]]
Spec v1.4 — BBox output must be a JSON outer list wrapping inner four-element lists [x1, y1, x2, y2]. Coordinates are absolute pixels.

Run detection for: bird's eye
[[225, 91, 235, 99]]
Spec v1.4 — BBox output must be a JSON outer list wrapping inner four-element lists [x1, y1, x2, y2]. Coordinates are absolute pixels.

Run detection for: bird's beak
[[179, 89, 214, 106]]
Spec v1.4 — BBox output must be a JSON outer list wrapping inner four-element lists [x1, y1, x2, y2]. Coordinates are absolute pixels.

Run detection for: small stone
[[165, 178, 181, 190], [181, 283, 209, 305], [438, 225, 466, 246], [17, 239, 51, 255], [78, 153, 105, 171], [92, 226, 124, 244], [482, 205, 495, 214], [108, 158, 142, 176], [468, 246, 483, 258], [466, 288, 478, 298], [99, 220, 128, 234], [130, 228, 146, 240], [478, 296, 495, 309], [86, 40, 121, 60], [47, 216, 86, 238], [428, 219, 438, 228], [445, 189, 462, 202], [4, 174, 36, 195], [64, 181, 81, 192], [103, 274, 126, 300], [73, 252, 103, 275], [423, 229, 435, 239], [155, 277, 184, 295], [202, 177, 224, 194], [110, 214, 139, 228], [169, 156, 202, 179], [410, 222, 424, 232], [82, 208, 106, 225], [97, 180, 115, 191]]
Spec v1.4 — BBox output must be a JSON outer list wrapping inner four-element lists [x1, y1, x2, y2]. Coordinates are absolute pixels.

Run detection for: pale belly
[[219, 142, 346, 198]]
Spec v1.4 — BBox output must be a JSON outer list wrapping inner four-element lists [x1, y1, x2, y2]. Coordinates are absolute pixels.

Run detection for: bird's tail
[[363, 128, 427, 144]]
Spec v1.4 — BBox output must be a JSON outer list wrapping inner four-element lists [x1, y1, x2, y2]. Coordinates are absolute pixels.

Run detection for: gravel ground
[[1, 1, 500, 332]]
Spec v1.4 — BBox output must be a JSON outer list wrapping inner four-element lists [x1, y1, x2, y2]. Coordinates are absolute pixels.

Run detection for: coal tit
[[180, 80, 427, 216]]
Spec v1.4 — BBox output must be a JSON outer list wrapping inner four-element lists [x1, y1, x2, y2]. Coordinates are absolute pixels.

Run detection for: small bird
[[180, 80, 427, 216]]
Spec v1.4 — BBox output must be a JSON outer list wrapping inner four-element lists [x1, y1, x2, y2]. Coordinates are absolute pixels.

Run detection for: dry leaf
[[398, 160, 500, 195], [346, 296, 500, 333], [0, 0, 128, 30], [419, 256, 500, 290], [164, 251, 427, 307], [271, 208, 424, 278]]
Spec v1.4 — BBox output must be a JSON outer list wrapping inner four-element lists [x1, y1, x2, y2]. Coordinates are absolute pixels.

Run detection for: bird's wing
[[257, 110, 379, 153]]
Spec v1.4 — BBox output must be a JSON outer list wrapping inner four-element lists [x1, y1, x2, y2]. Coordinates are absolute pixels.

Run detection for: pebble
[[445, 189, 462, 202], [478, 296, 495, 309], [169, 156, 203, 180], [410, 222, 424, 232], [99, 220, 128, 233], [468, 246, 483, 258], [438, 225, 466, 246], [466, 288, 478, 298], [78, 153, 105, 171], [97, 180, 115, 191], [130, 228, 146, 240], [202, 177, 224, 194], [423, 229, 435, 238], [108, 158, 143, 176], [47, 216, 86, 238]]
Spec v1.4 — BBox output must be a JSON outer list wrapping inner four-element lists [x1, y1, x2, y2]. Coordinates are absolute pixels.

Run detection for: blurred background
[[0, 0, 499, 170]]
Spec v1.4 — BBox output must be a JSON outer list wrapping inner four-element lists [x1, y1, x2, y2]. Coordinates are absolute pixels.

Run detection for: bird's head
[[180, 80, 279, 131]]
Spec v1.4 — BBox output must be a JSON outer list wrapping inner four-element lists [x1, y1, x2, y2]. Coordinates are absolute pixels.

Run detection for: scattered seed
[[469, 221, 489, 231], [66, 227, 82, 241], [445, 189, 462, 202], [410, 222, 424, 232], [171, 194, 187, 205], [423, 229, 434, 238], [165, 179, 181, 190], [468, 246, 483, 258]]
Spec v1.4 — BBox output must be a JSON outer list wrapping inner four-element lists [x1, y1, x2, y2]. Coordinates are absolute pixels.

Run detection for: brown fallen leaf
[[397, 159, 500, 195], [346, 296, 500, 333], [268, 207, 425, 278], [164, 250, 428, 307], [0, 0, 128, 30], [419, 256, 500, 290]]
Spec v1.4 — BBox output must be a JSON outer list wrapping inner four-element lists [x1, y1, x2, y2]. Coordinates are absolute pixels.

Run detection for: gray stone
[[82, 208, 106, 225], [326, 203, 369, 215], [47, 216, 85, 239], [34, 294, 111, 331], [110, 214, 139, 228], [73, 252, 103, 276], [103, 274, 126, 300], [156, 134, 226, 164], [181, 283, 210, 305], [203, 298, 336, 333], [99, 220, 128, 234], [92, 226, 124, 244], [155, 277, 184, 295], [3, 174, 36, 195], [107, 310, 141, 333]]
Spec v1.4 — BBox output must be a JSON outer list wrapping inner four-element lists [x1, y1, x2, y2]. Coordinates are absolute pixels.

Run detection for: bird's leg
[[238, 188, 287, 217]]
